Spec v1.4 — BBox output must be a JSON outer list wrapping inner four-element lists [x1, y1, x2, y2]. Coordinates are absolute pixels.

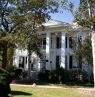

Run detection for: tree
[[74, 0, 95, 87], [0, 0, 16, 68], [0, 0, 59, 69], [11, 0, 59, 78], [74, 37, 93, 82]]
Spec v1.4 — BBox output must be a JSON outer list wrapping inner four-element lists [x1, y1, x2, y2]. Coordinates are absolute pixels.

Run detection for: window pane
[[43, 38, 46, 49], [56, 56, 60, 68], [65, 37, 67, 48], [19, 56, 24, 68], [56, 37, 61, 48], [69, 37, 73, 48], [65, 56, 67, 69], [43, 38, 46, 45], [69, 56, 73, 68]]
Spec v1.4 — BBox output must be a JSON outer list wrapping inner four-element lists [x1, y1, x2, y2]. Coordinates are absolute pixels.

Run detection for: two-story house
[[13, 20, 89, 74]]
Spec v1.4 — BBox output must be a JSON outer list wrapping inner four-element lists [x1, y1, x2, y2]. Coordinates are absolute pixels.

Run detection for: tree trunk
[[27, 44, 31, 79], [2, 44, 8, 69], [91, 30, 95, 87], [7, 47, 15, 68]]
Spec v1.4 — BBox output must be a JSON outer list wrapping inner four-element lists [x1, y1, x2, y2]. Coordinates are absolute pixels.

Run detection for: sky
[[50, 0, 80, 24]]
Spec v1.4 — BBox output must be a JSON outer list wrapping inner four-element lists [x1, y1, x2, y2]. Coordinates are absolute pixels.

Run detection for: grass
[[48, 82, 94, 88], [14, 79, 94, 88], [11, 86, 94, 97]]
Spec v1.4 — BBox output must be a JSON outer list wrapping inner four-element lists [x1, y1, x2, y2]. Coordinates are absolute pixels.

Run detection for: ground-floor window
[[69, 55, 73, 69], [65, 55, 67, 69], [56, 56, 60, 68], [19, 56, 24, 68]]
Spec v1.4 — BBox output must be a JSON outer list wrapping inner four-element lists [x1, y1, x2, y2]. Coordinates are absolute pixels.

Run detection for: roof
[[43, 19, 71, 28]]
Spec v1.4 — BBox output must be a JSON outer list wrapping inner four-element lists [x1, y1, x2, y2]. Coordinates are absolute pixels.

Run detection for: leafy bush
[[68, 69, 83, 82], [11, 68, 23, 79], [48, 68, 70, 83], [38, 68, 85, 83], [90, 72, 94, 84], [0, 68, 11, 97], [38, 70, 49, 81], [6, 65, 17, 73], [49, 70, 59, 82], [38, 68, 72, 83], [82, 71, 94, 83]]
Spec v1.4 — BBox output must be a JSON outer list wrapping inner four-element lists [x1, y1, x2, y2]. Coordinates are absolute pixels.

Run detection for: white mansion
[[13, 20, 89, 72]]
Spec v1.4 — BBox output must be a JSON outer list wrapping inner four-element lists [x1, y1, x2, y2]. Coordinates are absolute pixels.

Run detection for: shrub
[[38, 68, 83, 83], [11, 68, 23, 79], [38, 70, 49, 81], [49, 70, 59, 82], [48, 68, 70, 83], [0, 68, 11, 97], [68, 69, 83, 82], [90, 72, 94, 84], [6, 65, 17, 73]]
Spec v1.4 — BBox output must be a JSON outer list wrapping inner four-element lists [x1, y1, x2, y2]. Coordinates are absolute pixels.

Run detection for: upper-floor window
[[65, 37, 67, 48], [42, 38, 46, 49], [69, 37, 73, 48], [51, 37, 53, 48], [56, 37, 61, 49]]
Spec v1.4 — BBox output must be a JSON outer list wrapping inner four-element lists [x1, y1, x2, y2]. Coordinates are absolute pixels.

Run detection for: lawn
[[11, 86, 94, 97]]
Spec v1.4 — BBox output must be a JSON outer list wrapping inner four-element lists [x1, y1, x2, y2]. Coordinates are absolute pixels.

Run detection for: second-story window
[[65, 37, 67, 48], [51, 37, 53, 48], [42, 38, 46, 49], [56, 37, 61, 49], [69, 37, 73, 48]]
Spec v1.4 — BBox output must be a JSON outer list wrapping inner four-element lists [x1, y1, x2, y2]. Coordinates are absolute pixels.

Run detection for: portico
[[13, 20, 77, 71]]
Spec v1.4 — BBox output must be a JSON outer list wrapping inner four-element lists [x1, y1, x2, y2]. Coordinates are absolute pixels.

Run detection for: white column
[[13, 56, 19, 67], [60, 32, 66, 68], [53, 36, 56, 69], [46, 32, 51, 70]]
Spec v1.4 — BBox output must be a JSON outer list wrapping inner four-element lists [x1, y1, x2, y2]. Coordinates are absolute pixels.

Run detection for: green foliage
[[38, 70, 49, 81], [0, 68, 11, 96], [38, 68, 83, 83], [68, 69, 83, 82], [0, 68, 12, 84], [6, 65, 17, 73], [48, 68, 69, 83], [74, 37, 93, 83], [74, 37, 93, 67], [60, 0, 74, 14], [0, 0, 59, 68], [74, 0, 95, 29]]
